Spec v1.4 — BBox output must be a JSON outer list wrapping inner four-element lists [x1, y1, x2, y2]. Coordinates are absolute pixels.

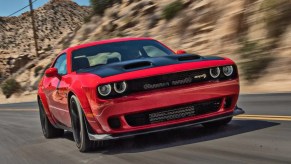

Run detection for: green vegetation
[[34, 66, 43, 77], [261, 0, 291, 38], [162, 0, 184, 20], [237, 40, 274, 82], [237, 0, 291, 82], [43, 45, 52, 51], [84, 15, 92, 23], [90, 0, 120, 16], [1, 79, 21, 98]]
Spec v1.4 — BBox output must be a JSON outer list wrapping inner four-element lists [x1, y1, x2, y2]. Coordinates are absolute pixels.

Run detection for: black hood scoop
[[77, 54, 225, 78], [177, 54, 201, 61], [124, 61, 152, 70]]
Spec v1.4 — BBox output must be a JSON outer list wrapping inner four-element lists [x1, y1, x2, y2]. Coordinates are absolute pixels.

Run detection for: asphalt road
[[0, 93, 291, 164]]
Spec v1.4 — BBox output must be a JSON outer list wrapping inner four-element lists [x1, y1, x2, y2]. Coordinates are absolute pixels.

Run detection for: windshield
[[71, 40, 174, 71]]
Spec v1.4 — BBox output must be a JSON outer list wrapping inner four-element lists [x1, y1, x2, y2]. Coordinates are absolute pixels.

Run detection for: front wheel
[[70, 95, 104, 152], [38, 99, 64, 138], [202, 117, 232, 128]]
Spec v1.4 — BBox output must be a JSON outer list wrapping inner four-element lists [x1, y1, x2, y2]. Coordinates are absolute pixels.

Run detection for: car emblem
[[194, 74, 207, 79]]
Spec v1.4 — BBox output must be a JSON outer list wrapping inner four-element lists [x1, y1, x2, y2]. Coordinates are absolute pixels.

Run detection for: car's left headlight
[[97, 81, 128, 98]]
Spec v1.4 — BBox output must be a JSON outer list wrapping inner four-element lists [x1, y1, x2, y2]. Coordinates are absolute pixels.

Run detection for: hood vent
[[124, 61, 152, 70], [178, 55, 201, 61]]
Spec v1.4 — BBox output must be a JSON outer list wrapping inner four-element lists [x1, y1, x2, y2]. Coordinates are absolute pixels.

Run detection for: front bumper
[[90, 79, 240, 134], [87, 106, 244, 141]]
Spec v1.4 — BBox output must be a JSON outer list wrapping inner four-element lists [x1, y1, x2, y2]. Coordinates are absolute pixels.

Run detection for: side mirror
[[176, 50, 186, 54], [45, 68, 59, 77]]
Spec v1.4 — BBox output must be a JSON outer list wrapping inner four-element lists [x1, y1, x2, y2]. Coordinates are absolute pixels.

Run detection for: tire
[[38, 99, 64, 138], [70, 95, 103, 152], [202, 117, 232, 128]]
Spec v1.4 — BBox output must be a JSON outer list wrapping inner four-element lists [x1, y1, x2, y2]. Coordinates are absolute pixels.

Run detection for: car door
[[44, 53, 70, 126]]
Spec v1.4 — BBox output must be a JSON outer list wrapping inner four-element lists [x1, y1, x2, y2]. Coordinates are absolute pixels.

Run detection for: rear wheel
[[202, 117, 232, 128], [38, 99, 64, 138], [70, 95, 104, 152]]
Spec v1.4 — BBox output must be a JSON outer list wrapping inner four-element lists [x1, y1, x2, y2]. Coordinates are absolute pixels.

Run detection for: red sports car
[[38, 38, 244, 152]]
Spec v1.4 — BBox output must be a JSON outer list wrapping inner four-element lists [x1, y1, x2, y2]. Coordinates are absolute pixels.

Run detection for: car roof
[[61, 37, 154, 54]]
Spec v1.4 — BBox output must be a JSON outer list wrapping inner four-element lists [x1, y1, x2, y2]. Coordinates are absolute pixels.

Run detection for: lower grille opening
[[224, 97, 232, 109], [125, 98, 222, 127], [108, 117, 121, 129]]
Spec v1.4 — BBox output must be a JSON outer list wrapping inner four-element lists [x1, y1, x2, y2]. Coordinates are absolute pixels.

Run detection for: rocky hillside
[[0, 0, 90, 78], [1, 0, 291, 101], [60, 0, 291, 92]]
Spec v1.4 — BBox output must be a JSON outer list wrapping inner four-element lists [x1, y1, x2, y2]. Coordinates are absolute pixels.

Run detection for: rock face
[[62, 0, 252, 55], [0, 0, 90, 78], [62, 0, 290, 92]]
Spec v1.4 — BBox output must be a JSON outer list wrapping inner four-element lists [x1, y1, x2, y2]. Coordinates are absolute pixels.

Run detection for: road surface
[[0, 93, 290, 164]]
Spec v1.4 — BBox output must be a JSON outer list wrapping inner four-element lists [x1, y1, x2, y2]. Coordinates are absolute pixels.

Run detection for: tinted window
[[143, 45, 168, 57], [53, 53, 67, 75], [71, 40, 174, 71]]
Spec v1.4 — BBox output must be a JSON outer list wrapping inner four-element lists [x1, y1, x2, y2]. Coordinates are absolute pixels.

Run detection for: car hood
[[77, 54, 225, 78]]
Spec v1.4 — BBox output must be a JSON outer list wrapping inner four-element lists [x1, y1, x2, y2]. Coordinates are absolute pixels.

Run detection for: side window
[[143, 46, 168, 57], [53, 54, 67, 75]]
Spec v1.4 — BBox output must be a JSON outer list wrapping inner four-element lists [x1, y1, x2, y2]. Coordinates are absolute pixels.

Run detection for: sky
[[0, 0, 90, 17]]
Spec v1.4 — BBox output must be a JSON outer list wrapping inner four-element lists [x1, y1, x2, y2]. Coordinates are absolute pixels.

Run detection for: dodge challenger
[[37, 37, 244, 152]]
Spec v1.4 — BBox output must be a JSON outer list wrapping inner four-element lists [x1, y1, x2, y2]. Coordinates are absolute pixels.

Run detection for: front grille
[[125, 98, 222, 127], [98, 65, 237, 99], [126, 68, 211, 93]]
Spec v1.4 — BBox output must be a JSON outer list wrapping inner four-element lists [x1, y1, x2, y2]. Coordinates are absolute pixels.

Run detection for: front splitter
[[88, 106, 245, 141]]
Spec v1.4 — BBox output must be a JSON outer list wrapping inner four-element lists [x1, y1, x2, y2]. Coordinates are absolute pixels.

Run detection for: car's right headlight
[[98, 84, 112, 96], [222, 65, 234, 76]]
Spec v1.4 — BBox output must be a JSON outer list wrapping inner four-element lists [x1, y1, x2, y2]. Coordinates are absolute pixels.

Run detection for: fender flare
[[37, 89, 57, 125], [67, 82, 104, 134]]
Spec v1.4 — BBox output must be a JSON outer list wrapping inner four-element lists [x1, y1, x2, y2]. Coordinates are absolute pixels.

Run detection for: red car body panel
[[38, 37, 241, 136]]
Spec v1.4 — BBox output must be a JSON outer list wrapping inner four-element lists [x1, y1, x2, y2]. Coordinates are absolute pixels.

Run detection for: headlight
[[210, 67, 220, 78], [223, 66, 234, 76], [114, 81, 127, 93], [98, 84, 111, 96]]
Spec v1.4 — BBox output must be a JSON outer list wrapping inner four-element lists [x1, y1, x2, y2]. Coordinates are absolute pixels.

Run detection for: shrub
[[237, 40, 274, 82], [1, 79, 21, 98], [84, 15, 92, 23], [162, 0, 184, 20], [43, 45, 52, 51], [0, 17, 4, 23], [34, 66, 43, 77], [90, 0, 121, 16]]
